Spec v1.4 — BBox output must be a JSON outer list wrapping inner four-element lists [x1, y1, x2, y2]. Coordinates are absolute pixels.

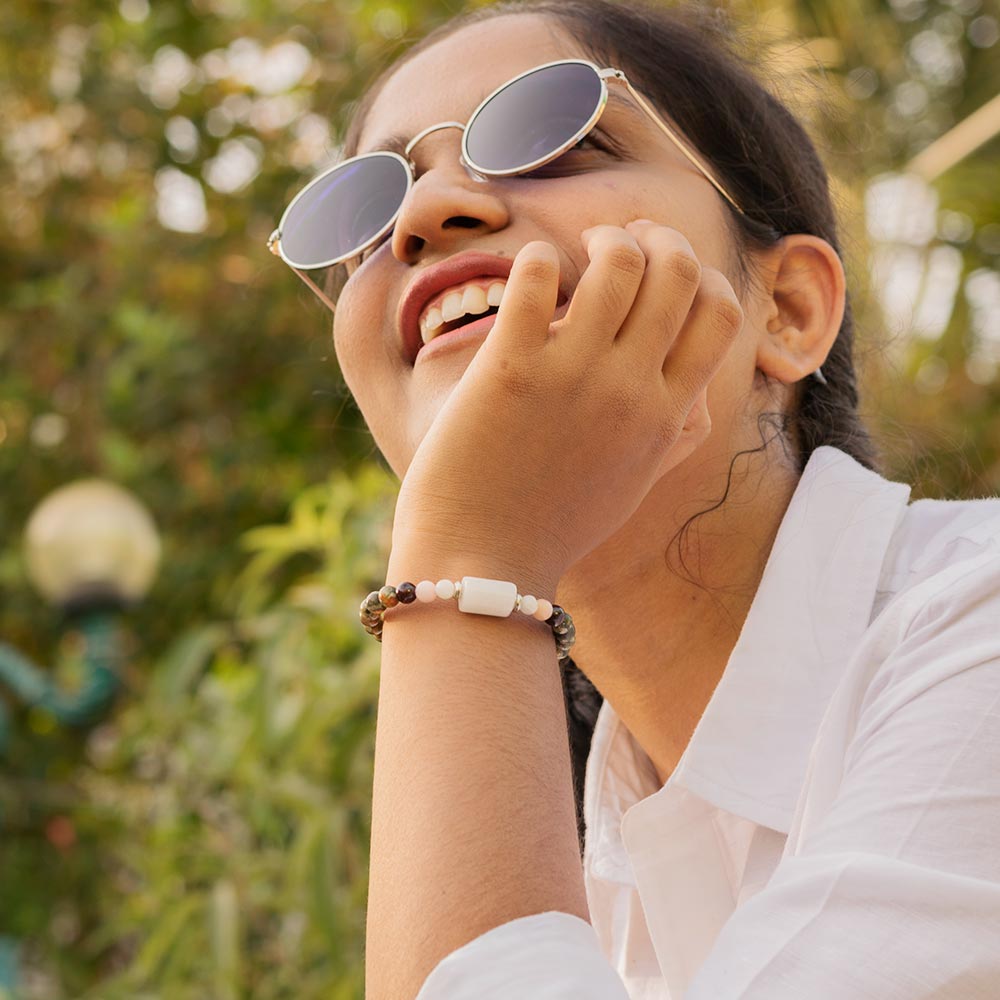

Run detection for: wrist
[[386, 530, 565, 602]]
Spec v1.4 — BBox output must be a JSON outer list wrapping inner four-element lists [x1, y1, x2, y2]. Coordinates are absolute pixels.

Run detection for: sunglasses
[[268, 58, 746, 312]]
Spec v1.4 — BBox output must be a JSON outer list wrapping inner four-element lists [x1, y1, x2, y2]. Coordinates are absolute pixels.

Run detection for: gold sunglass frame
[[268, 58, 746, 313]]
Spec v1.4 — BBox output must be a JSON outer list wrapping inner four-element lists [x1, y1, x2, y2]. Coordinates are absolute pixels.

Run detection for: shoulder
[[787, 502, 1000, 859], [877, 493, 1000, 602], [874, 492, 1000, 644], [799, 496, 1000, 803], [858, 498, 1000, 708]]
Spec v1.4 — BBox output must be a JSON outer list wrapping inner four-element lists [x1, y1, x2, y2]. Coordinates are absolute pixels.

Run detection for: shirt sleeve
[[684, 548, 1000, 998], [414, 911, 631, 999]]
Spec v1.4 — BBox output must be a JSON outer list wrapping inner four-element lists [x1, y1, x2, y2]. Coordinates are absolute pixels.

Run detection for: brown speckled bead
[[378, 585, 399, 607], [365, 593, 384, 612], [395, 581, 417, 604]]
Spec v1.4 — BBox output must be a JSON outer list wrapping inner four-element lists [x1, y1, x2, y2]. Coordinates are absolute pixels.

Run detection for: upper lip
[[397, 250, 567, 365]]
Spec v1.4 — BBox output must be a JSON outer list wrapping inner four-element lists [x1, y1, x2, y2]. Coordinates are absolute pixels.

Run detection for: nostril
[[402, 235, 426, 259]]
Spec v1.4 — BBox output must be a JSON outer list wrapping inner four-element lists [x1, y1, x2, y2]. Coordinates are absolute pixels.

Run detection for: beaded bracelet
[[359, 575, 576, 661]]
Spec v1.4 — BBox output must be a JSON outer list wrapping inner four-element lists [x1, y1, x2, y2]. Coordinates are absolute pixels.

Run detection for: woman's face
[[332, 13, 769, 481]]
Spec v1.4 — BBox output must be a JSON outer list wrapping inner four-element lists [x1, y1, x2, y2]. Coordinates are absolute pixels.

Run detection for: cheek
[[331, 281, 412, 471], [332, 284, 384, 378]]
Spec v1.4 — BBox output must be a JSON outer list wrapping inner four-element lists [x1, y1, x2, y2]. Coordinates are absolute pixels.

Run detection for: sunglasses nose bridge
[[402, 152, 488, 187], [393, 120, 485, 215], [403, 119, 466, 160], [403, 120, 488, 180]]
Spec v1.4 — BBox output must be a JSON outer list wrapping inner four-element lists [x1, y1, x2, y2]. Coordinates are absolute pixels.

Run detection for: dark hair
[[334, 0, 885, 856]]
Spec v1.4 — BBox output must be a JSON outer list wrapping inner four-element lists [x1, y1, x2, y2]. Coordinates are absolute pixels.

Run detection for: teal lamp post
[[0, 479, 161, 747], [0, 480, 160, 996]]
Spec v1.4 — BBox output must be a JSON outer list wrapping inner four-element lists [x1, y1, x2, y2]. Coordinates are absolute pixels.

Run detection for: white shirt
[[416, 444, 1000, 999]]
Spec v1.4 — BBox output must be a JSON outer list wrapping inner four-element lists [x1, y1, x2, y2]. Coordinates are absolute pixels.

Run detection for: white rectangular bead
[[457, 576, 518, 617]]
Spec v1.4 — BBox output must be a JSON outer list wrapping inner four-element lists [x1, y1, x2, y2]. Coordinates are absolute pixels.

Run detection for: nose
[[390, 131, 510, 264]]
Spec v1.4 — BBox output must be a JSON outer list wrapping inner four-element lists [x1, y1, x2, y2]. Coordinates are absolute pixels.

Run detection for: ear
[[755, 234, 845, 383]]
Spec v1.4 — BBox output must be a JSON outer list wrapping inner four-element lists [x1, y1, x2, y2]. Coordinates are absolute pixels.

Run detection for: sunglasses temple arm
[[616, 77, 745, 216], [292, 266, 339, 314]]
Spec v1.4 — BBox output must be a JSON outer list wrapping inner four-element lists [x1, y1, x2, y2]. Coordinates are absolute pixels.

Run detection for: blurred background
[[0, 0, 998, 995]]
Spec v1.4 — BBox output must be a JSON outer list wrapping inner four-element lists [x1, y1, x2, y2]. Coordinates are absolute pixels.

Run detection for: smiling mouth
[[415, 294, 572, 363], [426, 291, 569, 342]]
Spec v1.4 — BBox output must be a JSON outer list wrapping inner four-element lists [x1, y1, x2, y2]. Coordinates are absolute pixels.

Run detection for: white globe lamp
[[23, 479, 161, 609]]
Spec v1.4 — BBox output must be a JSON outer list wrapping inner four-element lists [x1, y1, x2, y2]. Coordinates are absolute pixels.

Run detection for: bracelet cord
[[359, 579, 576, 661]]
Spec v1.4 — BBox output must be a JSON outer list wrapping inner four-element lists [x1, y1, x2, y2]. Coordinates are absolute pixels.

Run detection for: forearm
[[364, 539, 588, 1000]]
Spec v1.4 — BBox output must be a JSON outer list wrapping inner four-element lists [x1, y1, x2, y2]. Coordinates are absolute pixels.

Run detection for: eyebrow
[[361, 86, 648, 158]]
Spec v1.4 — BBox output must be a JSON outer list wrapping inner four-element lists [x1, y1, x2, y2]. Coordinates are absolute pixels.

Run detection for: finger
[[661, 266, 744, 405], [559, 225, 646, 351], [619, 221, 702, 362], [489, 241, 561, 353]]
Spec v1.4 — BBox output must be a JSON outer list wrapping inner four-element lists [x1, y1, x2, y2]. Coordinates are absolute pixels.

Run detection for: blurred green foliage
[[0, 0, 997, 995]]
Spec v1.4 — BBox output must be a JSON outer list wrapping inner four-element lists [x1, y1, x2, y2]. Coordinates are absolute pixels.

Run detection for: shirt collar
[[585, 444, 914, 855]]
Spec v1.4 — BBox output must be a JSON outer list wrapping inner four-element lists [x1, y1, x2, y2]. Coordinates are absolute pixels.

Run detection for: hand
[[391, 220, 745, 581]]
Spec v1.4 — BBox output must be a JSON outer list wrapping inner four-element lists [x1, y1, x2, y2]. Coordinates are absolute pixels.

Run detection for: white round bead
[[435, 578, 456, 599], [415, 580, 437, 603], [519, 594, 539, 616], [533, 598, 553, 621]]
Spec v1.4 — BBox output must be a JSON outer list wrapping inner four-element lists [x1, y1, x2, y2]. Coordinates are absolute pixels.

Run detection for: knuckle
[[663, 248, 702, 286], [519, 258, 559, 286], [699, 268, 744, 334], [711, 296, 744, 335], [604, 241, 646, 277]]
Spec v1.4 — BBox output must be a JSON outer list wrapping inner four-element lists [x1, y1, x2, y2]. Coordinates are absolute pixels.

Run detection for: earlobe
[[757, 235, 845, 384]]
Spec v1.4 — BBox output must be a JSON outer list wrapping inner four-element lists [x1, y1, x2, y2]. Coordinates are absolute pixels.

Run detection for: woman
[[269, 1, 1000, 997]]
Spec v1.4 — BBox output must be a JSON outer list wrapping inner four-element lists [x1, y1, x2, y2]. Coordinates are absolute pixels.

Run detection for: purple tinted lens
[[280, 154, 409, 268], [465, 62, 603, 172]]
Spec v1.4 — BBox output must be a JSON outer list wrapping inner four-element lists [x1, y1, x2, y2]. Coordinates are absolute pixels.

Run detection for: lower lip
[[414, 313, 498, 364], [413, 299, 571, 365]]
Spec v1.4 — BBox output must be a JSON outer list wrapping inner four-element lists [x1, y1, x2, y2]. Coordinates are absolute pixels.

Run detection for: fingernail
[[629, 218, 656, 226]]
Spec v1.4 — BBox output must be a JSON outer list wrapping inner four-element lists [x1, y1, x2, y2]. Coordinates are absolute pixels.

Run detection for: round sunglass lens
[[280, 154, 409, 268], [465, 62, 603, 173]]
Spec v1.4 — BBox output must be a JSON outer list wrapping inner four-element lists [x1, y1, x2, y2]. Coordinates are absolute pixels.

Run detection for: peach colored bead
[[435, 579, 456, 599], [519, 594, 539, 616], [415, 580, 437, 602], [533, 598, 553, 621]]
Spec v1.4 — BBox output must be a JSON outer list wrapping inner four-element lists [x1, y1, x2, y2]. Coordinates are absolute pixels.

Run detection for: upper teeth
[[420, 279, 507, 345]]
